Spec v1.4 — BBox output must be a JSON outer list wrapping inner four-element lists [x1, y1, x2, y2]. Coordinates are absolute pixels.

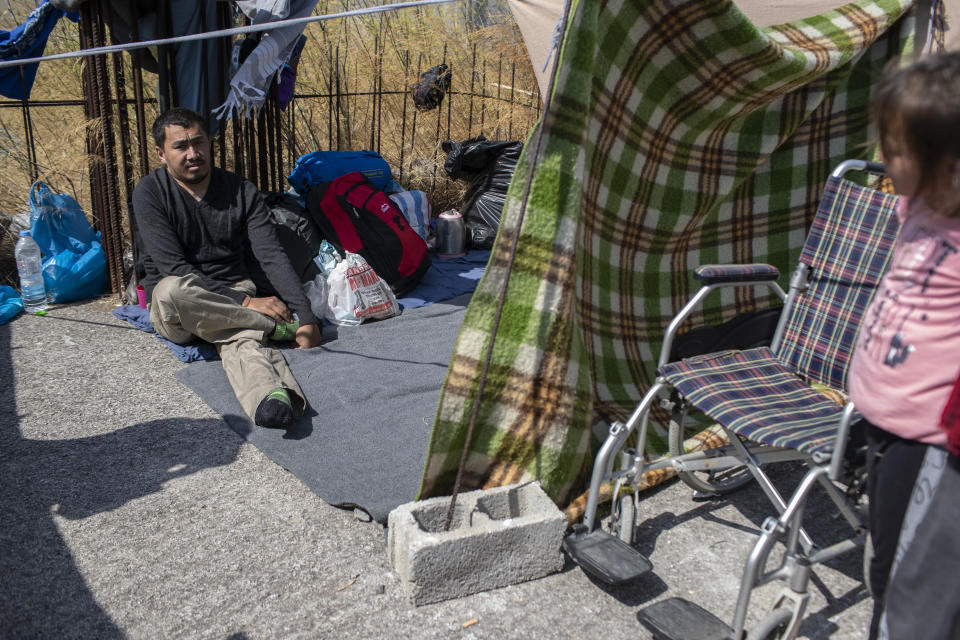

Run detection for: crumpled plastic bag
[[313, 239, 341, 276], [412, 63, 451, 111], [441, 136, 522, 249], [29, 181, 106, 303], [324, 252, 399, 326], [302, 272, 329, 321], [0, 285, 23, 324]]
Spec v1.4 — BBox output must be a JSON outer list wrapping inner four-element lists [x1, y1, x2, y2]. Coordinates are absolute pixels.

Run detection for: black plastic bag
[[442, 136, 522, 249], [412, 63, 451, 112]]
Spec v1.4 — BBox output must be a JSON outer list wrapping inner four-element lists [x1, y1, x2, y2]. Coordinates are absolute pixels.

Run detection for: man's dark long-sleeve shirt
[[132, 166, 317, 325]]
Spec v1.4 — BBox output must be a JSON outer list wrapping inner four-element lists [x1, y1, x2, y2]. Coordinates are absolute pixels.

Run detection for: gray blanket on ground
[[175, 295, 470, 523]]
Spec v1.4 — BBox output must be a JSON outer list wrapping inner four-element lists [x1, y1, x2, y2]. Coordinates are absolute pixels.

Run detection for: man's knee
[[149, 275, 203, 342], [152, 274, 200, 307]]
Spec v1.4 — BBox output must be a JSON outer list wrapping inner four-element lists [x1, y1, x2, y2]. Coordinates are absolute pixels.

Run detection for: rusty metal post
[[334, 46, 342, 150], [17, 66, 39, 184], [79, 5, 104, 229], [467, 43, 476, 135], [409, 52, 422, 181], [129, 2, 151, 179], [256, 107, 269, 192], [479, 60, 486, 134], [111, 47, 135, 202], [79, 2, 125, 296], [398, 50, 409, 184], [508, 61, 516, 140], [494, 54, 502, 139], [109, 26, 139, 293], [369, 34, 378, 152], [90, 1, 125, 295], [431, 44, 446, 192]]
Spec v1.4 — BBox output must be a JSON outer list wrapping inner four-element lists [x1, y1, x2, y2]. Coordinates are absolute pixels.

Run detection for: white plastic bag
[[302, 273, 329, 321], [324, 251, 400, 326]]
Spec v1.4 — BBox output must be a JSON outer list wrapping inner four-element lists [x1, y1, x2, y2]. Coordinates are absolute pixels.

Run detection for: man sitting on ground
[[133, 107, 321, 429]]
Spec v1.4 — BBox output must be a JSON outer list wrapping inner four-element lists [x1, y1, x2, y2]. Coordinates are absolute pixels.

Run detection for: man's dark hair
[[152, 107, 208, 147]]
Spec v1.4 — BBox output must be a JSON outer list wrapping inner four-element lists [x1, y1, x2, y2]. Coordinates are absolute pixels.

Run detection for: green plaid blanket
[[419, 0, 918, 513]]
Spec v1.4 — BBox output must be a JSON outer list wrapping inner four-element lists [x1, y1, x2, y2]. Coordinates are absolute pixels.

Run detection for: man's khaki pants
[[150, 274, 306, 421]]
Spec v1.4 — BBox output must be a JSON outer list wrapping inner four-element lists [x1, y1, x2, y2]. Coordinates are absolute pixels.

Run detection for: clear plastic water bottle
[[15, 230, 48, 313]]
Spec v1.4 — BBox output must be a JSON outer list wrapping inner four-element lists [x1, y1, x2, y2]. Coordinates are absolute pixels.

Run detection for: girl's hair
[[871, 52, 960, 214]]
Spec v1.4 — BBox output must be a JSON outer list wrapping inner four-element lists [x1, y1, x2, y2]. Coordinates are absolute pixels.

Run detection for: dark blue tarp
[[112, 250, 491, 363]]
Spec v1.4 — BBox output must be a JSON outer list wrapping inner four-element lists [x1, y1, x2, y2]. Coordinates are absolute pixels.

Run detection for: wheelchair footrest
[[562, 525, 652, 585], [637, 597, 734, 640]]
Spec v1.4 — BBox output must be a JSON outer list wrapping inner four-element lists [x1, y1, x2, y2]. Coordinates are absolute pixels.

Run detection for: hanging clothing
[[136, 0, 227, 128], [51, 0, 228, 128], [0, 1, 76, 100], [213, 0, 318, 121], [234, 1, 296, 23], [51, 1, 160, 71], [97, 0, 161, 74]]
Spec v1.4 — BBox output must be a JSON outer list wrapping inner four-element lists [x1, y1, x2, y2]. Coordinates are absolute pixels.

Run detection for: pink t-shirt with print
[[848, 197, 960, 444]]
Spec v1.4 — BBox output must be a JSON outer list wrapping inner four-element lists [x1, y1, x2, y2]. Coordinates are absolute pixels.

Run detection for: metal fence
[[0, 0, 540, 299]]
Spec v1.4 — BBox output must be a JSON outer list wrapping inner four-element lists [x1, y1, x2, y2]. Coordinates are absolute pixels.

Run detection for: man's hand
[[294, 322, 322, 349], [243, 295, 293, 324]]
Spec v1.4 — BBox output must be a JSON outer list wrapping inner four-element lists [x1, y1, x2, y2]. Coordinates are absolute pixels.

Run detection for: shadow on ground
[[0, 324, 242, 638]]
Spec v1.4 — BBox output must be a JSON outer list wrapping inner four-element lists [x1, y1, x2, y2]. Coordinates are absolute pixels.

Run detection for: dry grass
[[0, 0, 540, 288]]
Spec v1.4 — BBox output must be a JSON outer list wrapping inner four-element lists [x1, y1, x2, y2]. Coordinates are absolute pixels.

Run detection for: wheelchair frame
[[568, 159, 888, 639]]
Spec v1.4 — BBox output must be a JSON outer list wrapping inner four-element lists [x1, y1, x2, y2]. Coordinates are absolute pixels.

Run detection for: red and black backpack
[[305, 171, 430, 297]]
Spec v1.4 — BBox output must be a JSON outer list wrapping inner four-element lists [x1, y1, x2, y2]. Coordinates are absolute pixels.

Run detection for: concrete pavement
[[0, 299, 871, 639]]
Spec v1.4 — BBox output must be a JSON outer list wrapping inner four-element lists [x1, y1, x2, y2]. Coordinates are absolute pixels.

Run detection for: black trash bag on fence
[[412, 63, 452, 111], [441, 136, 523, 249]]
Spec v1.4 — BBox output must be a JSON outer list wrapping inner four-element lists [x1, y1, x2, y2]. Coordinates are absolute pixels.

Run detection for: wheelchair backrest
[[775, 175, 901, 391]]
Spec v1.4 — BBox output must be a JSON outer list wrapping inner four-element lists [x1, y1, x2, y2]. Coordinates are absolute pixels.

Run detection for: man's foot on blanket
[[254, 388, 295, 428], [271, 320, 300, 341]]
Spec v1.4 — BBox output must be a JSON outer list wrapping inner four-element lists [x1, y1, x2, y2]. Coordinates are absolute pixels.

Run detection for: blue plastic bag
[[0, 285, 23, 324], [29, 181, 107, 303]]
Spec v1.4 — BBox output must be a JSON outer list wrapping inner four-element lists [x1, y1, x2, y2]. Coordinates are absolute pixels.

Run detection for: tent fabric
[[506, 0, 879, 100], [419, 0, 929, 515], [506, 0, 564, 99]]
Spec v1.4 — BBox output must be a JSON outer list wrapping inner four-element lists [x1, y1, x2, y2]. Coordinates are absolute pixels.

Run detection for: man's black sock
[[254, 388, 295, 428]]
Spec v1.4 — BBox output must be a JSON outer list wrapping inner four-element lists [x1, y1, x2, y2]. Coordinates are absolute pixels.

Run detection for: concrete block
[[387, 482, 567, 606]]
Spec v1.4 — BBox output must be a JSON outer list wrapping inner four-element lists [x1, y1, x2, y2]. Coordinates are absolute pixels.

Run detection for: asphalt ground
[[1, 299, 871, 639]]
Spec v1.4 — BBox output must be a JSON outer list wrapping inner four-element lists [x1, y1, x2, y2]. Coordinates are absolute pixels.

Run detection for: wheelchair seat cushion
[[657, 347, 851, 456]]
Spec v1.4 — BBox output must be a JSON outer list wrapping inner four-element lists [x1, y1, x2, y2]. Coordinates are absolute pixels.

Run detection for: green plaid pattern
[[418, 0, 917, 508]]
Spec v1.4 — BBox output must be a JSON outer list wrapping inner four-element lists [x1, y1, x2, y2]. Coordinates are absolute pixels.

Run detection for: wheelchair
[[564, 159, 899, 639]]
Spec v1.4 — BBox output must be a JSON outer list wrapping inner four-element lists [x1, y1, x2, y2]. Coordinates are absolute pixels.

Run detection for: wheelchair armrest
[[694, 263, 780, 285], [657, 264, 786, 369]]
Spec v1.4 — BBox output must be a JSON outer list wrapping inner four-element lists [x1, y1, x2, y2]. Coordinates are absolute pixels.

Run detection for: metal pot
[[437, 210, 466, 257]]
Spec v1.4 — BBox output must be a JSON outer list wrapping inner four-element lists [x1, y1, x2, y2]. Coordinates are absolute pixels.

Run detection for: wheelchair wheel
[[745, 607, 793, 640], [616, 493, 635, 544], [668, 403, 752, 495]]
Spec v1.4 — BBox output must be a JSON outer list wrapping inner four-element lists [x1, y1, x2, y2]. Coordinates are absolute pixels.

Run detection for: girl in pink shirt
[[847, 51, 960, 639]]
